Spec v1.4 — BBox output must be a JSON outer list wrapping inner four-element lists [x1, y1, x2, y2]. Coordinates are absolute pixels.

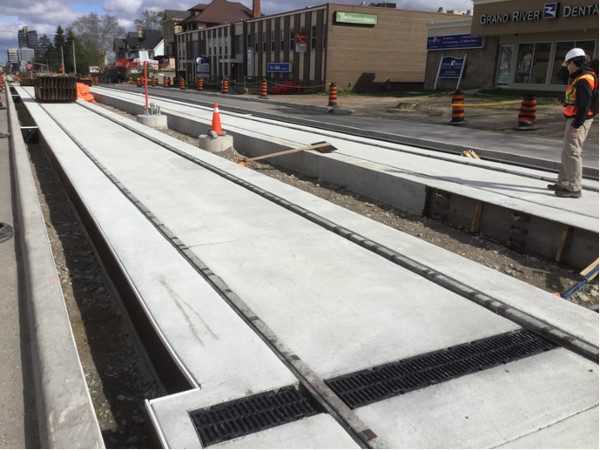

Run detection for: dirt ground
[[263, 91, 600, 142], [23, 94, 598, 448]]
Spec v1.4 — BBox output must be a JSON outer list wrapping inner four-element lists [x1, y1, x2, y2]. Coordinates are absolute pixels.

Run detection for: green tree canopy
[[69, 13, 124, 66], [134, 10, 165, 31]]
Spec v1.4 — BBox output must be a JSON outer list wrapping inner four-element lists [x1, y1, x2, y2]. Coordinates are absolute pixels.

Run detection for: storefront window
[[514, 42, 551, 84], [496, 45, 513, 85], [551, 40, 596, 84]]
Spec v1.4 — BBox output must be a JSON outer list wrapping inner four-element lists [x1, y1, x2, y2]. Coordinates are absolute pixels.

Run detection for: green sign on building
[[335, 11, 378, 25]]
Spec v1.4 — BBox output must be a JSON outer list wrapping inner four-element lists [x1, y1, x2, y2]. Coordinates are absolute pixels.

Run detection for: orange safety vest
[[564, 71, 596, 117]]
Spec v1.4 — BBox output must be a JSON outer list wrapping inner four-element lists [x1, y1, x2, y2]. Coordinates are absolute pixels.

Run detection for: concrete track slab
[[16, 87, 599, 448], [80, 90, 599, 350], [355, 348, 598, 448], [91, 87, 599, 233], [147, 392, 361, 449], [39, 99, 522, 379], [100, 85, 600, 176]]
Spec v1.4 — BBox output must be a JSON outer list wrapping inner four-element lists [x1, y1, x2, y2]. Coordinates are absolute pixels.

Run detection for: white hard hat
[[563, 48, 586, 66]]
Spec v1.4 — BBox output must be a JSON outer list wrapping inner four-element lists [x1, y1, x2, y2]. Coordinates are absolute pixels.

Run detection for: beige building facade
[[176, 3, 468, 92], [425, 0, 599, 91]]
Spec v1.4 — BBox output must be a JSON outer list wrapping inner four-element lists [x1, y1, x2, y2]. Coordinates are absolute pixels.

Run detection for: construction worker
[[549, 48, 598, 198]]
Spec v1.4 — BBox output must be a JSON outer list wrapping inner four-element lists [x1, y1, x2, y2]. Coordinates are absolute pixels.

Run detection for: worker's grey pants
[[558, 117, 593, 192]]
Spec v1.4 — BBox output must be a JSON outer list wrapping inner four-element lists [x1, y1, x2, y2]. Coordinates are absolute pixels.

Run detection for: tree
[[134, 10, 165, 31], [35, 34, 54, 70], [69, 13, 124, 65], [65, 29, 90, 75]]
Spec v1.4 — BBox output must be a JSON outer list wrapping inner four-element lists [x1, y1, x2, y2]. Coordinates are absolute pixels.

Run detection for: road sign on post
[[434, 54, 467, 90]]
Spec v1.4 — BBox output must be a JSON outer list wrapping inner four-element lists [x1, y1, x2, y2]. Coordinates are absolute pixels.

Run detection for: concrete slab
[[78, 92, 599, 352], [16, 86, 598, 448], [90, 87, 599, 234], [354, 348, 598, 448], [146, 390, 360, 449], [40, 99, 523, 380]]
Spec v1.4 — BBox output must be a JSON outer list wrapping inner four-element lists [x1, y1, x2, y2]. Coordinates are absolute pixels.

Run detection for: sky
[[0, 0, 474, 63]]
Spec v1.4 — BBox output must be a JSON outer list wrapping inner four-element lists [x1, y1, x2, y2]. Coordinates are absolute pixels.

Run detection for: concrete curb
[[8, 90, 104, 448]]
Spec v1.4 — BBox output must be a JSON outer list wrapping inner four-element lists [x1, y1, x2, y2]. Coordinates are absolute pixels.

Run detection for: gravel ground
[[20, 95, 598, 448]]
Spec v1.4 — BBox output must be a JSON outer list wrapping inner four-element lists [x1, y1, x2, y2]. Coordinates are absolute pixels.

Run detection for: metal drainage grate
[[189, 386, 320, 446], [326, 329, 556, 409]]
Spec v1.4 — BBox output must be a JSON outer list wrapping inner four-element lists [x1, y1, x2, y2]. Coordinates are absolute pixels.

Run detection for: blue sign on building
[[267, 63, 292, 73], [427, 34, 484, 50]]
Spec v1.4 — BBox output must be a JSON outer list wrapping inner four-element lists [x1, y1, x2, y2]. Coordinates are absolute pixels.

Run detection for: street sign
[[427, 34, 484, 50], [434, 54, 467, 89], [267, 63, 292, 73]]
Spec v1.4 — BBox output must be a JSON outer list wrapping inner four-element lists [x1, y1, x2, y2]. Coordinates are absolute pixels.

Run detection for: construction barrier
[[197, 79, 203, 91], [260, 81, 268, 98], [328, 82, 338, 108], [448, 90, 467, 125], [163, 77, 168, 88], [136, 77, 142, 87], [179, 77, 185, 89], [222, 79, 229, 94], [514, 93, 538, 131]]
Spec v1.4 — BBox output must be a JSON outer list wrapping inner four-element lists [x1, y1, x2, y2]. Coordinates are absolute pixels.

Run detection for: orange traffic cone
[[211, 103, 223, 135]]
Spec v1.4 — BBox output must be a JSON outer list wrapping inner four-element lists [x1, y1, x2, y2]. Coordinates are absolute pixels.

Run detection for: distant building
[[18, 26, 42, 57], [7, 48, 19, 63], [114, 28, 164, 61], [19, 48, 35, 67], [163, 10, 191, 58], [176, 0, 468, 91]]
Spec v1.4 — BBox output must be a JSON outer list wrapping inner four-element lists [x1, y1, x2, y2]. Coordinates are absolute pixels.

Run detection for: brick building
[[175, 1, 468, 91]]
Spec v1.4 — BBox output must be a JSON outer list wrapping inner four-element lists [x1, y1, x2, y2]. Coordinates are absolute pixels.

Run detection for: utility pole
[[60, 46, 65, 73], [72, 41, 77, 74]]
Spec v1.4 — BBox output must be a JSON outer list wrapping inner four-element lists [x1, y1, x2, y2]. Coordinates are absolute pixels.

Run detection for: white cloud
[[104, 0, 143, 15]]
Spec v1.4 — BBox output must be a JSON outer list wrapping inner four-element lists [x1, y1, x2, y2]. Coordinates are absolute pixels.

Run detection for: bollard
[[448, 90, 467, 125], [197, 79, 204, 91], [222, 79, 229, 94], [328, 82, 339, 108], [514, 93, 538, 130], [260, 80, 268, 98], [179, 77, 185, 89]]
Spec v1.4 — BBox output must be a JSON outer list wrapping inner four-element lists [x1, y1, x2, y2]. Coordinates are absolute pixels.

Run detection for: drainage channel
[[78, 100, 598, 364], [188, 328, 556, 447], [27, 97, 596, 447]]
